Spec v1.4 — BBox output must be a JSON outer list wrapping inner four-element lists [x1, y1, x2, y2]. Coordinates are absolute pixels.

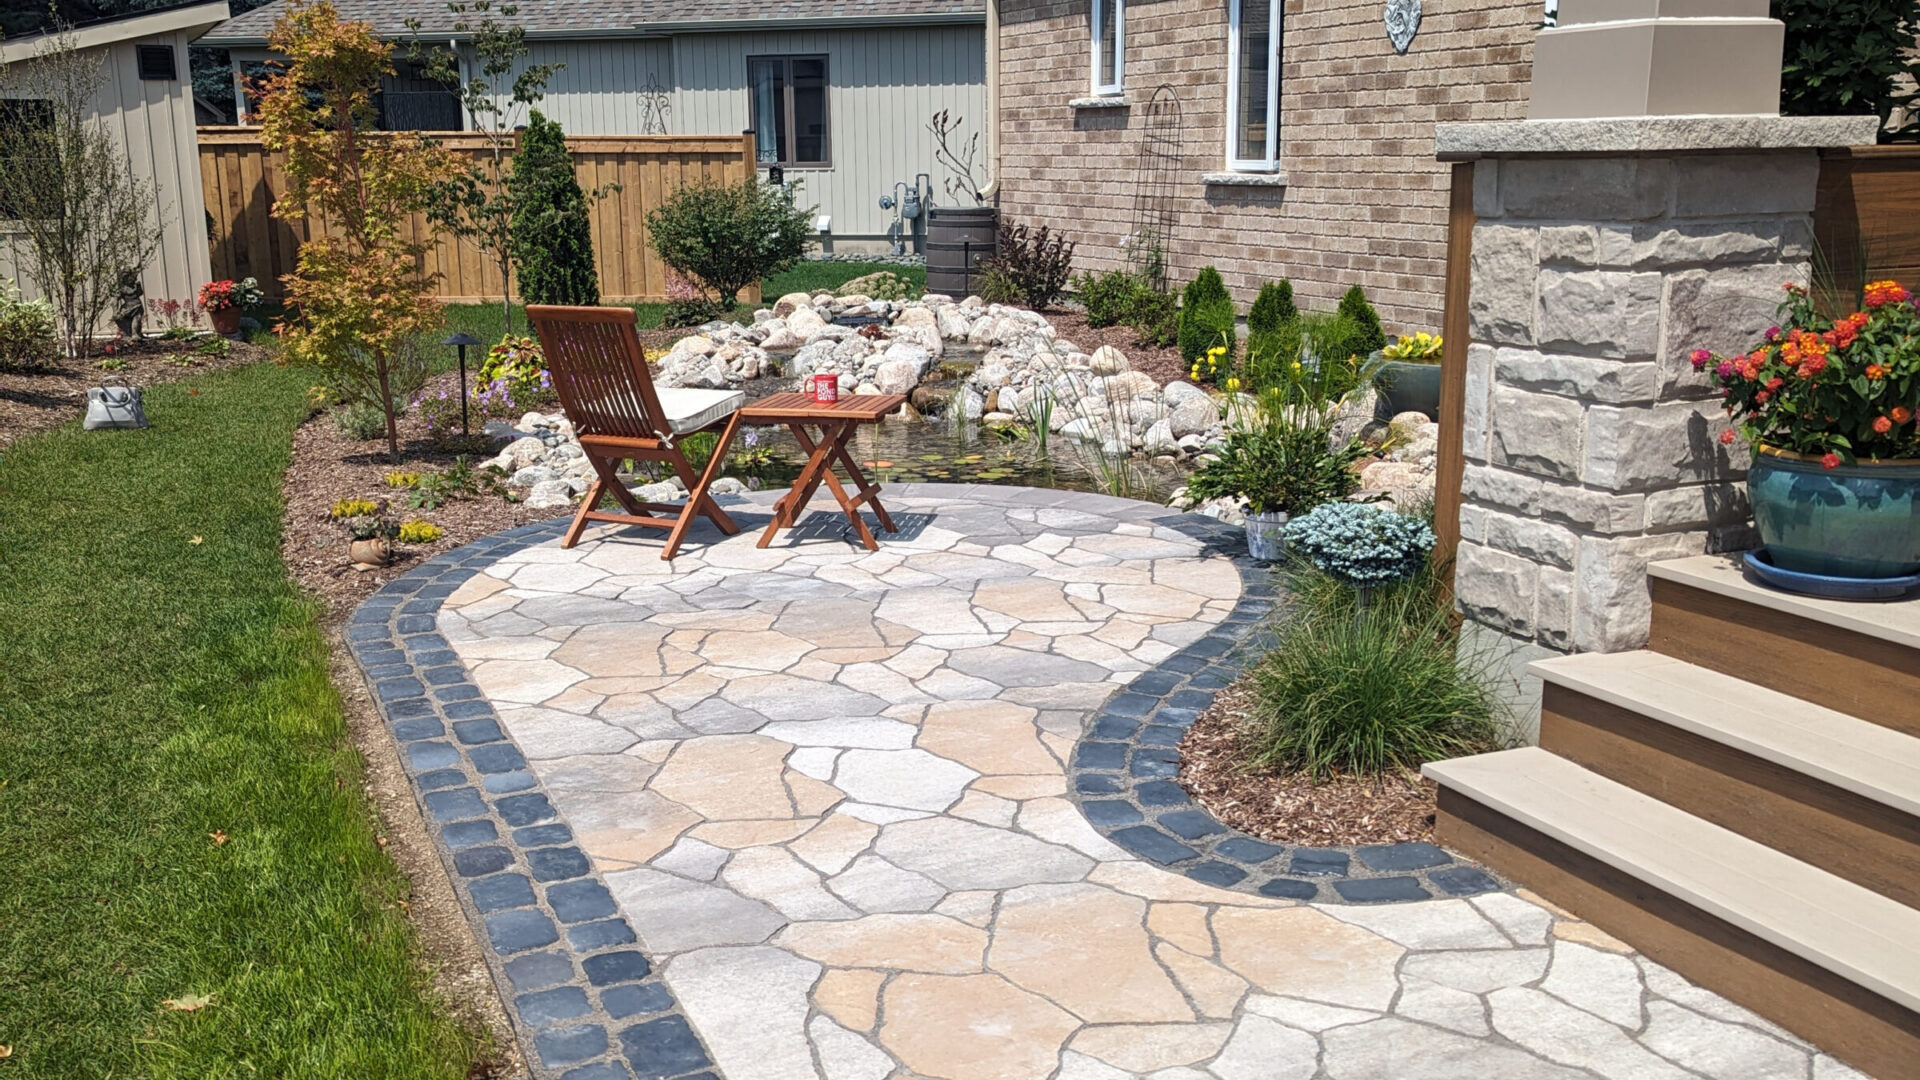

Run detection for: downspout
[[981, 0, 1000, 202]]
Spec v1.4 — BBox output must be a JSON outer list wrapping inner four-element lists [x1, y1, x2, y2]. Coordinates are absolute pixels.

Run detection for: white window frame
[[1224, 0, 1281, 172], [1090, 0, 1124, 97]]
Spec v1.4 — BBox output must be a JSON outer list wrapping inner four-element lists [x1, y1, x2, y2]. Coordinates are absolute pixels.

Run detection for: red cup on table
[[812, 372, 840, 403]]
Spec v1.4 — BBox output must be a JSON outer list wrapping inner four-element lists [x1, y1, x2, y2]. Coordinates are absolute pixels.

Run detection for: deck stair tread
[[1423, 747, 1920, 1013], [1651, 555, 1920, 652], [1529, 650, 1920, 818]]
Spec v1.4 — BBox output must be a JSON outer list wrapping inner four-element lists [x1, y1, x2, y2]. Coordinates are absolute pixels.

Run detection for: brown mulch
[[0, 336, 268, 449], [1179, 680, 1440, 847], [283, 369, 567, 620], [1043, 310, 1189, 387]]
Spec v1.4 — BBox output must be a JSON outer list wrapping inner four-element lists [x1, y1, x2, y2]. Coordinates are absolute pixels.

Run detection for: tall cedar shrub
[[1178, 267, 1236, 364], [1337, 284, 1387, 356], [646, 176, 812, 310], [1244, 279, 1300, 366], [1774, 0, 1920, 142], [510, 111, 599, 306]]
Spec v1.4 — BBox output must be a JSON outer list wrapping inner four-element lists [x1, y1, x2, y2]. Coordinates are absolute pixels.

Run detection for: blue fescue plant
[[1283, 502, 1436, 592]]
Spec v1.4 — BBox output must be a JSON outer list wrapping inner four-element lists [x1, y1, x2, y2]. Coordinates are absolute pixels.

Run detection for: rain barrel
[[925, 205, 999, 298]]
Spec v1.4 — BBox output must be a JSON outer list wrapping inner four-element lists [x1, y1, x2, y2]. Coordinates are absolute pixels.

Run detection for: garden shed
[[0, 1, 231, 320]]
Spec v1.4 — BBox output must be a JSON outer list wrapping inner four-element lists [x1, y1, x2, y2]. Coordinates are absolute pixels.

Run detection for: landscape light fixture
[[443, 332, 484, 435]]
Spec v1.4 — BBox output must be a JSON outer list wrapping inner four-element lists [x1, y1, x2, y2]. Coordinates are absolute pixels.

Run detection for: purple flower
[[1765, 326, 1781, 341]]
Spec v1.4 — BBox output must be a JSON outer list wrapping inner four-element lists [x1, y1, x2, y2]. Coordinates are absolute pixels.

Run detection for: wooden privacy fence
[[197, 128, 758, 304], [1814, 145, 1920, 305]]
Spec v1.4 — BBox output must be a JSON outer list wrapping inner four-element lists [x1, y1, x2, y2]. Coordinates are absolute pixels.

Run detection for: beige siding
[[510, 39, 675, 136], [1, 33, 213, 321], [670, 26, 985, 238]]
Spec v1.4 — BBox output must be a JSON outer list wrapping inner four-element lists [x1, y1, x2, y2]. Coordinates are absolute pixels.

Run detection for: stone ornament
[[1385, 0, 1421, 54]]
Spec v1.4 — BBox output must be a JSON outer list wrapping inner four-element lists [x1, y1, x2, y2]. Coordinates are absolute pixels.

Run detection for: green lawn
[[0, 361, 483, 1078]]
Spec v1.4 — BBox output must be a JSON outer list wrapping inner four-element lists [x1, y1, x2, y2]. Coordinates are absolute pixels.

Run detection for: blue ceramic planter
[[1373, 360, 1442, 421], [1747, 447, 1920, 579]]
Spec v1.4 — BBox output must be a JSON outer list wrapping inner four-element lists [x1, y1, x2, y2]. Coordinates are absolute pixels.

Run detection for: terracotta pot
[[348, 537, 391, 567], [208, 306, 241, 335]]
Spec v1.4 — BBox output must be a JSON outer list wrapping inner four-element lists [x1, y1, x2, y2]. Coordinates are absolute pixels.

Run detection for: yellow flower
[[1225, 377, 1242, 391]]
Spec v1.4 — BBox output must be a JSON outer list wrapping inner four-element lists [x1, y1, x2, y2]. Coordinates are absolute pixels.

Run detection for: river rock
[[1142, 418, 1178, 455], [1088, 345, 1130, 376], [787, 307, 830, 341], [1169, 396, 1219, 439], [773, 291, 813, 318], [525, 479, 575, 509], [1161, 380, 1208, 408]]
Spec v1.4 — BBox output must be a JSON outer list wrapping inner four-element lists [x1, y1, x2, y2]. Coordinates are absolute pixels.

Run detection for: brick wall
[[996, 0, 1538, 332]]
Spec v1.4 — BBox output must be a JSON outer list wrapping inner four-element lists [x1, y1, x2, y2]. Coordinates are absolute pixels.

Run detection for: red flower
[[1894, 406, 1914, 424], [1873, 415, 1894, 434], [1822, 452, 1841, 469], [1689, 349, 1713, 371], [1718, 429, 1737, 445]]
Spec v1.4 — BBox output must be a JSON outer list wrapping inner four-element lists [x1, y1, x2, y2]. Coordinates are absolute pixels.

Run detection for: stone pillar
[[1433, 0, 1880, 724]]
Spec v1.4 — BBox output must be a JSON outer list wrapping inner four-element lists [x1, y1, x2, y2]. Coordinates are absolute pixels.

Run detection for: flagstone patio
[[401, 484, 1862, 1080]]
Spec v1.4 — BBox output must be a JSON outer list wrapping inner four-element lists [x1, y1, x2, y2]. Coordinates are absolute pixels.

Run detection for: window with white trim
[[1225, 0, 1281, 171], [1091, 0, 1124, 96]]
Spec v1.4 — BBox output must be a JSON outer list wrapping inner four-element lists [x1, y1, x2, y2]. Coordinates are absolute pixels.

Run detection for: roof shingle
[[200, 0, 986, 45]]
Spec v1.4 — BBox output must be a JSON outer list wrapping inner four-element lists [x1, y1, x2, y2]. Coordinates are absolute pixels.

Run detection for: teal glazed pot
[[1748, 446, 1920, 579], [1373, 360, 1442, 421]]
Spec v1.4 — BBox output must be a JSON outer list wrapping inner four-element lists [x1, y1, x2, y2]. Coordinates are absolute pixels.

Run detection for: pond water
[[725, 411, 1191, 504]]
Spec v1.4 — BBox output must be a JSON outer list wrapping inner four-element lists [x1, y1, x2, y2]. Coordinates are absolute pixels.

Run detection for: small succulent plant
[[343, 514, 393, 541], [395, 520, 445, 545], [330, 497, 381, 519]]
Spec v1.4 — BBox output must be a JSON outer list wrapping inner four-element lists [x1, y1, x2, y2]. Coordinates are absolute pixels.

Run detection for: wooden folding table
[[740, 392, 905, 550]]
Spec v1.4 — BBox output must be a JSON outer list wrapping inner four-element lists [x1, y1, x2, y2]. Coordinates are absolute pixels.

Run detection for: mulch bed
[[1043, 310, 1189, 388], [1179, 679, 1440, 847], [283, 369, 567, 620], [0, 337, 268, 449]]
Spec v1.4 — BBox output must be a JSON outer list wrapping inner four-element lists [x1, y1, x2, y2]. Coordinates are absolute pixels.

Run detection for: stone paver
[[355, 484, 1855, 1080]]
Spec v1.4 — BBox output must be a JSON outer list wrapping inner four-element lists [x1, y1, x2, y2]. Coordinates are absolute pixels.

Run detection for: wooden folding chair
[[526, 304, 745, 559]]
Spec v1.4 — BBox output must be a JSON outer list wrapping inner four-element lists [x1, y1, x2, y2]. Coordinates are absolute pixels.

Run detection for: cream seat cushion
[[653, 387, 745, 436]]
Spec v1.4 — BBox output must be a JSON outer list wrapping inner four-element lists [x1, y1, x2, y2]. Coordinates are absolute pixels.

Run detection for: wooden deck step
[[1648, 555, 1920, 734], [1426, 747, 1920, 1080], [1532, 650, 1920, 907]]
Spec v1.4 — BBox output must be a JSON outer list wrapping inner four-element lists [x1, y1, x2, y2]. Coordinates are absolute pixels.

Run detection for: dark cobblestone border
[[346, 484, 1502, 1078], [350, 516, 717, 1080], [1067, 503, 1507, 905]]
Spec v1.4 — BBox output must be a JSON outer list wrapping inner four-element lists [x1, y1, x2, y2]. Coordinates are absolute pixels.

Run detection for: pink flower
[[1718, 429, 1736, 445], [1765, 326, 1781, 341], [1690, 349, 1713, 371], [1821, 452, 1841, 470], [1715, 360, 1735, 378]]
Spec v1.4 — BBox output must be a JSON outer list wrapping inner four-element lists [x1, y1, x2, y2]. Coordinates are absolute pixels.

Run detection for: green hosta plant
[[1694, 279, 1920, 463], [1381, 331, 1443, 362]]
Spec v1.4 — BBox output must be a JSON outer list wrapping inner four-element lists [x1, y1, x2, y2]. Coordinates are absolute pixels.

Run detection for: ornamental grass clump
[[1244, 557, 1505, 779], [1243, 502, 1502, 778], [1693, 280, 1919, 465]]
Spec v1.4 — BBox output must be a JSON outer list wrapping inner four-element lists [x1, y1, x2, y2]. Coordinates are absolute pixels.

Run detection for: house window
[[1091, 0, 1124, 96], [376, 58, 462, 131], [748, 56, 829, 167], [0, 99, 55, 218], [136, 44, 177, 81], [1225, 0, 1281, 170]]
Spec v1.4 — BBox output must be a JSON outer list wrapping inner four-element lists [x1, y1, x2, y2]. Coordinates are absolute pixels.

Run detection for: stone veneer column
[[1436, 116, 1878, 724]]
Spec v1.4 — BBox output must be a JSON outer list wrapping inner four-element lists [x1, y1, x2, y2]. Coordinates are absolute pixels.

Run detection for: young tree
[[406, 1, 561, 329], [259, 0, 461, 458], [1337, 284, 1387, 356], [0, 24, 162, 358], [509, 110, 599, 305], [646, 176, 812, 311]]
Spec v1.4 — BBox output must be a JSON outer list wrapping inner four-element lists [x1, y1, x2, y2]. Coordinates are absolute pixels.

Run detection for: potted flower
[[199, 279, 243, 335], [1695, 280, 1920, 592], [1374, 331, 1443, 420], [1183, 414, 1370, 561]]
